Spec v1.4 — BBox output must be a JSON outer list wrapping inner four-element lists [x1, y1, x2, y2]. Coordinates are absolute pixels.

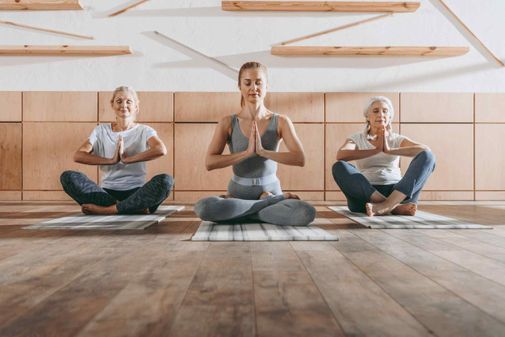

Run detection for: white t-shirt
[[349, 131, 407, 185], [89, 124, 157, 190]]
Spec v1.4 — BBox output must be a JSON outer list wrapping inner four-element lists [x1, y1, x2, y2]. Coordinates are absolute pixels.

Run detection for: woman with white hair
[[332, 96, 435, 216], [60, 86, 173, 215]]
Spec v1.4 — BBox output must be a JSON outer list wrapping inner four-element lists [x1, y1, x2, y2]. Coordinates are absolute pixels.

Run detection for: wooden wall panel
[[284, 191, 324, 201], [174, 92, 240, 122], [277, 124, 324, 190], [174, 124, 232, 190], [417, 191, 474, 201], [174, 191, 227, 203], [401, 93, 473, 123], [23, 123, 98, 190], [23, 191, 72, 201], [265, 93, 324, 122], [0, 191, 21, 201], [475, 93, 505, 123], [475, 192, 505, 201], [326, 92, 400, 123], [0, 92, 22, 121], [325, 191, 347, 201], [145, 123, 174, 201], [23, 92, 97, 122], [98, 92, 173, 122], [0, 123, 22, 190], [401, 124, 473, 190], [475, 124, 505, 190]]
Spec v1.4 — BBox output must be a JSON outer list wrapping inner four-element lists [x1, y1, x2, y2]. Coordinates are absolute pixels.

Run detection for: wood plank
[[352, 229, 505, 325], [174, 92, 240, 122], [271, 46, 469, 57], [401, 92, 473, 123], [334, 230, 505, 337], [475, 93, 505, 122], [0, 45, 132, 56], [476, 124, 505, 190], [265, 93, 325, 123], [251, 242, 345, 337], [383, 230, 505, 288], [0, 0, 82, 10], [167, 243, 255, 337], [0, 123, 22, 190], [0, 92, 21, 121], [23, 91, 97, 122], [0, 191, 21, 201], [222, 1, 420, 12], [291, 240, 432, 337]]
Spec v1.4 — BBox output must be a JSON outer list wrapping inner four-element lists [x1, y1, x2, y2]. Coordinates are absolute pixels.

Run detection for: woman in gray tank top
[[194, 62, 316, 226]]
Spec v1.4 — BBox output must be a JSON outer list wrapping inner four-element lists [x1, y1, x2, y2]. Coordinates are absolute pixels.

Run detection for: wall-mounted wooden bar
[[0, 45, 132, 56], [222, 1, 420, 12], [0, 0, 82, 10], [271, 46, 469, 57]]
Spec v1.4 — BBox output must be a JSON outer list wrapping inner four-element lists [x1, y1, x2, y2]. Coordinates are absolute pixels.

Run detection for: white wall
[[1, 0, 504, 92]]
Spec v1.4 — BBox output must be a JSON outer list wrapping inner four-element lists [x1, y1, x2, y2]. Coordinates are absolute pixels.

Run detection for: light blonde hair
[[110, 86, 139, 110], [238, 62, 268, 107]]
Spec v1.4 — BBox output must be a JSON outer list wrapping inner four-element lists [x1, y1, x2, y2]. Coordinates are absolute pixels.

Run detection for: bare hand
[[254, 121, 265, 156], [111, 136, 122, 164], [283, 192, 300, 200], [382, 128, 390, 153], [369, 129, 384, 154], [118, 136, 129, 163], [246, 122, 256, 156]]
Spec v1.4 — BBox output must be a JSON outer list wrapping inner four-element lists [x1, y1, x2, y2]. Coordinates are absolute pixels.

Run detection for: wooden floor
[[1, 202, 505, 337]]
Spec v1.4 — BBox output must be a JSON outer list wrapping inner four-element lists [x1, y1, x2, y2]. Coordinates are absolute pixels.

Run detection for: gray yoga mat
[[329, 206, 492, 229], [191, 221, 339, 241], [24, 205, 185, 230]]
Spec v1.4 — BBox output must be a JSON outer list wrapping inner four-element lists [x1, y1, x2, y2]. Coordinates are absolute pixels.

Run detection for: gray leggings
[[194, 194, 316, 226]]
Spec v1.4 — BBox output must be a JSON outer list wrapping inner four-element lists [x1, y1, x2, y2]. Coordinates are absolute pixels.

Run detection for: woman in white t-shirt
[[332, 96, 435, 216], [60, 86, 173, 215]]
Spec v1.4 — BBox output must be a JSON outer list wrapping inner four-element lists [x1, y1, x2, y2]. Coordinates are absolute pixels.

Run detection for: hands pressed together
[[111, 136, 130, 164], [369, 126, 391, 154], [245, 120, 266, 157]]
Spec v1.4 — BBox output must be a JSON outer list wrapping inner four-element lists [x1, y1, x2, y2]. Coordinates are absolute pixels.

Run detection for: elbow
[[73, 152, 82, 163], [296, 152, 305, 167], [205, 158, 215, 171], [336, 152, 344, 161], [159, 145, 168, 156]]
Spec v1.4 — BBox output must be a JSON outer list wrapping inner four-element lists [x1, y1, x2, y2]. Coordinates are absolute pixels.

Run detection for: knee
[[417, 150, 436, 168], [332, 161, 348, 180], [153, 174, 174, 191], [291, 202, 316, 226], [60, 170, 80, 186], [194, 197, 218, 220]]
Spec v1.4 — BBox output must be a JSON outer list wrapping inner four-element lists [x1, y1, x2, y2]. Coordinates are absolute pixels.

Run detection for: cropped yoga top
[[227, 113, 280, 178]]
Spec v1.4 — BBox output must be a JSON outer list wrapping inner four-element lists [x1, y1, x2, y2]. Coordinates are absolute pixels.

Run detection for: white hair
[[363, 96, 394, 133]]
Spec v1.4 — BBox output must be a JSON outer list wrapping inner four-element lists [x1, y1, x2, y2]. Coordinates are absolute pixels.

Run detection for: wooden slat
[[0, 0, 82, 10], [222, 1, 420, 12], [0, 45, 132, 56], [0, 92, 21, 121], [0, 20, 93, 40], [0, 124, 22, 190], [292, 241, 432, 337], [334, 230, 505, 337], [251, 242, 345, 337], [271, 46, 469, 57]]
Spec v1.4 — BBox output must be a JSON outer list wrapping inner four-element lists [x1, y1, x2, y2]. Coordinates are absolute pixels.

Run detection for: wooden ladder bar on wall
[[222, 1, 420, 13], [0, 45, 132, 56], [0, 0, 82, 10], [271, 46, 469, 57]]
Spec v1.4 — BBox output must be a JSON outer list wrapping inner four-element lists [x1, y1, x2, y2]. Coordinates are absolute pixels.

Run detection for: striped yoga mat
[[329, 206, 492, 229], [191, 221, 339, 241], [24, 205, 185, 230]]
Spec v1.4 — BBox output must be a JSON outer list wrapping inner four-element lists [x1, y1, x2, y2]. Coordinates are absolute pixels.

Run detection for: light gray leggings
[[194, 194, 316, 226]]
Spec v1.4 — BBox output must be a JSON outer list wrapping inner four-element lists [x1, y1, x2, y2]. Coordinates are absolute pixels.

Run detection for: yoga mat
[[191, 221, 339, 241], [328, 206, 492, 229], [24, 205, 185, 230]]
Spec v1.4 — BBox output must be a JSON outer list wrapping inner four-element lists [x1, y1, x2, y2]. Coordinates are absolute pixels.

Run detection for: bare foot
[[259, 192, 273, 199], [365, 203, 376, 217], [392, 203, 417, 216], [82, 204, 118, 215]]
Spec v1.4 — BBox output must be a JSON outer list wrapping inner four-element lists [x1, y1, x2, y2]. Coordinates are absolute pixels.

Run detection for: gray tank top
[[227, 113, 280, 178]]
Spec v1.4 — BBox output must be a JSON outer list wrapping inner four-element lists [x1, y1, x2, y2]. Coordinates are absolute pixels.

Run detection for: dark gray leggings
[[60, 170, 173, 214], [194, 195, 316, 226]]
